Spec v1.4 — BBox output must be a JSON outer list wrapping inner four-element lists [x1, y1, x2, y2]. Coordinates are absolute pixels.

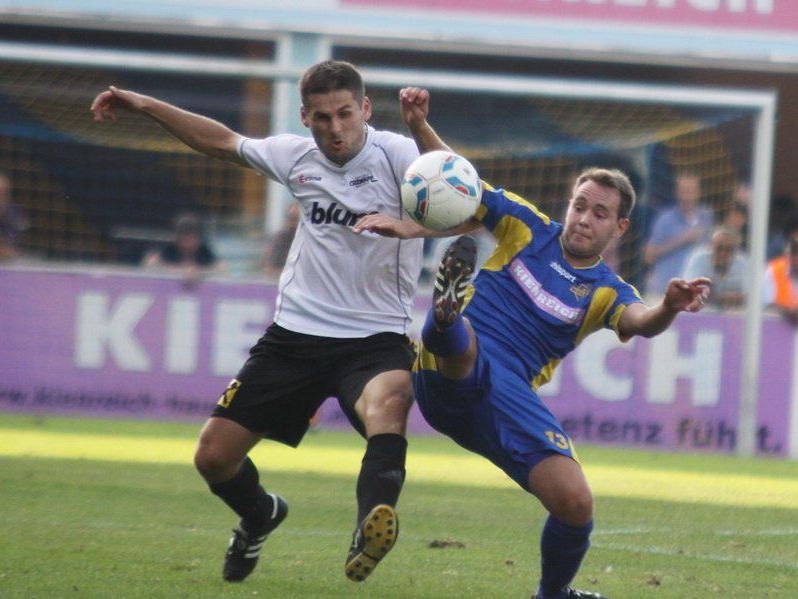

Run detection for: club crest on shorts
[[217, 379, 242, 408]]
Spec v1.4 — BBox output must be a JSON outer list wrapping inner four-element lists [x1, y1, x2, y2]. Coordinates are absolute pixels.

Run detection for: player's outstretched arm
[[618, 277, 711, 339], [399, 87, 453, 154], [353, 213, 481, 239], [90, 86, 247, 166]]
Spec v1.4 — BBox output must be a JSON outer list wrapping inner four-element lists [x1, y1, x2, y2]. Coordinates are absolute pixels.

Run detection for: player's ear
[[300, 105, 310, 128], [614, 216, 630, 238], [361, 96, 372, 122]]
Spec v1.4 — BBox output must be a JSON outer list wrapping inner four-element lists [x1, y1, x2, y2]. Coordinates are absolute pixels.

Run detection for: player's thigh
[[528, 454, 593, 526], [336, 332, 415, 437], [413, 366, 483, 437], [211, 324, 334, 447], [413, 361, 507, 462], [422, 357, 578, 490]]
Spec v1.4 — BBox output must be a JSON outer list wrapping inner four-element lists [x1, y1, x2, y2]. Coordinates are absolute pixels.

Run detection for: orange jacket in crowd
[[769, 255, 798, 308]]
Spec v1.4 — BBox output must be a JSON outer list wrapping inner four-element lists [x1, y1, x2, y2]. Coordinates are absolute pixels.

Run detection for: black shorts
[[211, 323, 415, 447]]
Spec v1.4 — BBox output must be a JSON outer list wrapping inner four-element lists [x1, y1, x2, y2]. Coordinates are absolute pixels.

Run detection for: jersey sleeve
[[477, 186, 551, 240], [605, 276, 644, 338], [237, 134, 303, 184], [383, 133, 420, 186]]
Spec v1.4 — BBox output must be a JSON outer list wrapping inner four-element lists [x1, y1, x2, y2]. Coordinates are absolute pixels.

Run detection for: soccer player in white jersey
[[356, 87, 712, 599], [91, 61, 422, 583]]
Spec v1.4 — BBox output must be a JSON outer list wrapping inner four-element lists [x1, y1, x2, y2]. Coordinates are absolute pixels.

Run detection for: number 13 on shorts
[[544, 430, 577, 459]]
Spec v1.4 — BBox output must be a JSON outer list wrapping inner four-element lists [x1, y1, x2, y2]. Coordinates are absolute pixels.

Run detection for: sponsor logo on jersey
[[549, 260, 576, 283], [349, 174, 379, 187], [310, 201, 376, 227], [511, 258, 584, 325], [297, 174, 322, 184]]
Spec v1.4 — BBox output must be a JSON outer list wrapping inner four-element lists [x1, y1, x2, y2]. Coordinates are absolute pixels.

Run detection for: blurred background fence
[[1, 0, 797, 458], [0, 57, 759, 291]]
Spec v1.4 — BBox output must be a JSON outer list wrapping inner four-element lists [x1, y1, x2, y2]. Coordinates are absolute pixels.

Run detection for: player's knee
[[556, 489, 593, 526], [361, 390, 412, 431], [371, 389, 412, 418], [194, 443, 231, 481]]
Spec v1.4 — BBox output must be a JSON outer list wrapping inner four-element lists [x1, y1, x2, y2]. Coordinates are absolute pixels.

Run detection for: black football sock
[[355, 433, 408, 524], [209, 457, 275, 534]]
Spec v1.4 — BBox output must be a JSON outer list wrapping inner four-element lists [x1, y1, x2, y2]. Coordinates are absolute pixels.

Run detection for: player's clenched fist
[[399, 87, 430, 128]]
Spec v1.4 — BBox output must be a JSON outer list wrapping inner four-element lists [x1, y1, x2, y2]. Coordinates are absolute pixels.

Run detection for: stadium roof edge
[[2, 3, 798, 73]]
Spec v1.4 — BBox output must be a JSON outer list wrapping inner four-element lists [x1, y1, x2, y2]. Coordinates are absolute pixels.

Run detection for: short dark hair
[[175, 213, 202, 236], [300, 60, 365, 107], [574, 167, 636, 219]]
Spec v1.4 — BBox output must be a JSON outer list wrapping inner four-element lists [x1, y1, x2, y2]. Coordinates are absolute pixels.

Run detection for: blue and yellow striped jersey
[[463, 186, 642, 389]]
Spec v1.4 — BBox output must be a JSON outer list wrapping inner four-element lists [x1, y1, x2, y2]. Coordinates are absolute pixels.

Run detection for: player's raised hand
[[399, 87, 430, 129], [90, 86, 147, 122], [664, 277, 712, 313]]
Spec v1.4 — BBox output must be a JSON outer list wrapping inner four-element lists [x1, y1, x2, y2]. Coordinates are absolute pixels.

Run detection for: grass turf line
[[1, 413, 798, 597]]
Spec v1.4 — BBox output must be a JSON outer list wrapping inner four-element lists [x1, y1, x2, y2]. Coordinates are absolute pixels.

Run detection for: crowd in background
[[0, 172, 27, 261], [3, 167, 798, 323], [625, 171, 798, 324]]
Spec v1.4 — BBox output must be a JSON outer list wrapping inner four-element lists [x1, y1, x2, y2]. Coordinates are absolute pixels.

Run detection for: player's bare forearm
[[354, 214, 481, 239], [621, 301, 679, 339], [619, 277, 711, 339], [408, 120, 452, 154], [140, 98, 247, 166]]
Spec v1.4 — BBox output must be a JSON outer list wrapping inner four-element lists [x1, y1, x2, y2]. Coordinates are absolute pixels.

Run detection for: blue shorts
[[413, 343, 577, 489]]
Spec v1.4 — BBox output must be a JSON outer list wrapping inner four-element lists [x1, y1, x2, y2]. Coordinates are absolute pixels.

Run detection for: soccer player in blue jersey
[[355, 87, 711, 599]]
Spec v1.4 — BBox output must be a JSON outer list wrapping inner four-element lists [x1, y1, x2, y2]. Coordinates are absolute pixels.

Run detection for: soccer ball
[[401, 150, 481, 231]]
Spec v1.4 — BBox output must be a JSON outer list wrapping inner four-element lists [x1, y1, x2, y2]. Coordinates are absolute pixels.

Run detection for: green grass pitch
[[1, 413, 797, 598]]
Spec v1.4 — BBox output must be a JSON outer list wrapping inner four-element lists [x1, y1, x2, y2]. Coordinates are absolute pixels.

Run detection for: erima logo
[[310, 201, 375, 227], [297, 175, 322, 184], [349, 174, 378, 187], [550, 261, 577, 283]]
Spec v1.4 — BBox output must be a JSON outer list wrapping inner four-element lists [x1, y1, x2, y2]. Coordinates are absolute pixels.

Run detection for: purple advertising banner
[[1, 266, 795, 456]]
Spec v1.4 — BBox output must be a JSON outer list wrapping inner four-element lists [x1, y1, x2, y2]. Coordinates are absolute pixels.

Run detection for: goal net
[[368, 85, 756, 296], [0, 60, 270, 264]]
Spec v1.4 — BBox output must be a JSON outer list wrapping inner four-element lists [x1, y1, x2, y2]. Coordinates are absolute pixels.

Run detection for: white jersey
[[238, 126, 423, 338]]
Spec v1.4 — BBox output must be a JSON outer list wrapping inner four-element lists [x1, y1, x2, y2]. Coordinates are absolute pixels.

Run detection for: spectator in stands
[[763, 227, 798, 325], [722, 199, 748, 250], [683, 226, 748, 310], [733, 180, 752, 208], [0, 172, 27, 260], [766, 194, 797, 261], [143, 213, 221, 284], [262, 203, 300, 277], [643, 172, 713, 297]]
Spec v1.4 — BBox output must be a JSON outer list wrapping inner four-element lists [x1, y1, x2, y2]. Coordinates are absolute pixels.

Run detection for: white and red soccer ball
[[401, 150, 481, 231]]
